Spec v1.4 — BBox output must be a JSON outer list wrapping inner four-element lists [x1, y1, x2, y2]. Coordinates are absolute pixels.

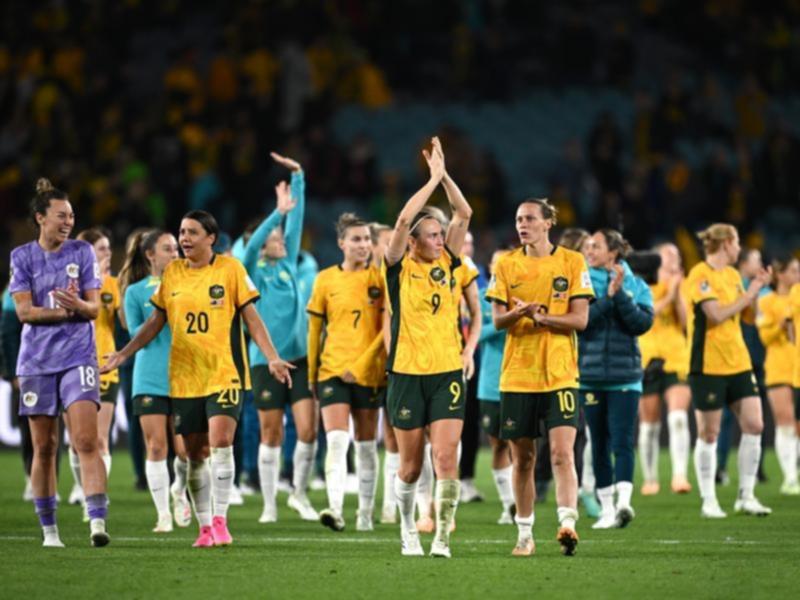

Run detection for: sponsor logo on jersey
[[368, 286, 382, 300], [101, 292, 114, 304], [398, 407, 412, 420], [580, 270, 592, 289], [67, 263, 80, 278], [430, 267, 445, 282], [22, 392, 38, 408]]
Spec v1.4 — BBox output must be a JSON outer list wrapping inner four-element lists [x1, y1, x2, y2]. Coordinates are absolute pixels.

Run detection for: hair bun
[[36, 178, 54, 194]]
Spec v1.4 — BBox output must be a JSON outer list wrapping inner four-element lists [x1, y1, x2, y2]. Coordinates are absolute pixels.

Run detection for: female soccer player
[[487, 200, 594, 557], [102, 210, 293, 547], [638, 243, 692, 495], [478, 250, 515, 525], [119, 228, 192, 531], [386, 137, 472, 558], [756, 256, 800, 494], [67, 229, 118, 495], [369, 222, 400, 524], [683, 223, 771, 518], [10, 178, 109, 547], [242, 153, 319, 524], [307, 213, 385, 532], [580, 230, 653, 529]]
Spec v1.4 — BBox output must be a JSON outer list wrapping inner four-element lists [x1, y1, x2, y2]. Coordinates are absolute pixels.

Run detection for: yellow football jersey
[[96, 275, 120, 383], [152, 254, 260, 398], [756, 292, 795, 387], [639, 281, 688, 377], [455, 256, 480, 292], [789, 284, 800, 387], [385, 249, 463, 375], [307, 264, 385, 387], [682, 262, 752, 376], [486, 246, 594, 393]]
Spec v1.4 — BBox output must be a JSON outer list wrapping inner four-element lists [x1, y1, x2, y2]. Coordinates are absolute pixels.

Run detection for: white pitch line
[[0, 535, 766, 545]]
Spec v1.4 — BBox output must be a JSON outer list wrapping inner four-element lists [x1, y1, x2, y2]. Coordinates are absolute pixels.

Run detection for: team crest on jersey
[[368, 286, 381, 300], [430, 267, 445, 282], [707, 393, 717, 403], [553, 277, 569, 293], [22, 392, 38, 408], [261, 390, 272, 401], [66, 263, 80, 278], [322, 386, 335, 399], [503, 418, 516, 430], [101, 292, 114, 304], [209, 284, 225, 307], [141, 396, 153, 407], [700, 280, 710, 293], [398, 407, 412, 420], [584, 393, 598, 406]]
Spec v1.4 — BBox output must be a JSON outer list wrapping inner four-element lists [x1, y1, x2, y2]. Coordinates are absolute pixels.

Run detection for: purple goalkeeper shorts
[[18, 364, 101, 417]]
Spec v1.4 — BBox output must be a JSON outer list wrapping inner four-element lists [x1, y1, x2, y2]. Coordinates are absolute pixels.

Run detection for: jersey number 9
[[431, 293, 441, 315]]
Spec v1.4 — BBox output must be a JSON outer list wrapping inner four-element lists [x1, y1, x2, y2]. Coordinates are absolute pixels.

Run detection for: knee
[[297, 427, 316, 445], [398, 463, 421, 483], [698, 429, 718, 444], [261, 425, 282, 446], [34, 438, 58, 459], [432, 446, 457, 474], [741, 418, 763, 436], [145, 438, 167, 460], [550, 446, 574, 470], [72, 432, 98, 455], [513, 450, 535, 472]]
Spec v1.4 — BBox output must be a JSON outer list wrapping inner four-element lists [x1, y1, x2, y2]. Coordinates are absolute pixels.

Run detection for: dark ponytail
[[182, 210, 219, 246], [30, 178, 68, 228], [597, 228, 633, 262]]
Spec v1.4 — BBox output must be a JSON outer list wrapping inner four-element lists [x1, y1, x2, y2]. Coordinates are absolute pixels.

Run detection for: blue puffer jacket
[[578, 261, 654, 385]]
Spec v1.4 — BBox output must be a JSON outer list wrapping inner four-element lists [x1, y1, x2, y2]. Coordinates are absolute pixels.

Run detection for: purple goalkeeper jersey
[[9, 239, 101, 376]]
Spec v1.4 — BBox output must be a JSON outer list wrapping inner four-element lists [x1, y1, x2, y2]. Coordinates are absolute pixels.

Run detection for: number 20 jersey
[[486, 246, 594, 393], [151, 254, 260, 398], [385, 249, 463, 375]]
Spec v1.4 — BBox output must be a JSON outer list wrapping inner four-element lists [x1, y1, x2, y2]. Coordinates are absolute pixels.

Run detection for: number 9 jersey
[[486, 246, 594, 393], [151, 254, 260, 398], [385, 248, 463, 375]]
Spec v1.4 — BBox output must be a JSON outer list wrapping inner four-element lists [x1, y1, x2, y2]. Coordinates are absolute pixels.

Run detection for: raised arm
[[242, 181, 295, 275], [270, 152, 305, 264], [434, 138, 472, 255], [385, 139, 445, 266]]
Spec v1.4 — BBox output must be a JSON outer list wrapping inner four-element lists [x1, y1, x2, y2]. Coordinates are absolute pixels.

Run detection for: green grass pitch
[[1, 448, 798, 599]]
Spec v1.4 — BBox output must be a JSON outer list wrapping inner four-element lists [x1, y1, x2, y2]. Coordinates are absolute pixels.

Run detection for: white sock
[[394, 475, 418, 533], [416, 443, 433, 519], [210, 446, 235, 518], [775, 425, 798, 485], [638, 422, 660, 483], [581, 426, 595, 493], [737, 433, 761, 501], [187, 459, 212, 527], [694, 439, 718, 503], [457, 441, 462, 466], [355, 440, 378, 514], [492, 465, 514, 510], [69, 447, 83, 489], [101, 453, 112, 478], [145, 459, 170, 517], [597, 485, 614, 517], [292, 440, 316, 497], [173, 456, 188, 494], [667, 411, 690, 479], [515, 513, 534, 542], [258, 444, 280, 510], [616, 481, 633, 510], [382, 451, 400, 512], [324, 431, 349, 515], [434, 479, 460, 544], [557, 506, 579, 530]]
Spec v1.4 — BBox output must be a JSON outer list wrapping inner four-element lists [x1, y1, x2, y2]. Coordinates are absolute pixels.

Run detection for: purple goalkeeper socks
[[34, 496, 57, 527], [85, 494, 108, 520]]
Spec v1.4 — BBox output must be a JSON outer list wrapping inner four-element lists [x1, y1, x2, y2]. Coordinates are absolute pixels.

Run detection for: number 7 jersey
[[151, 254, 260, 398], [385, 249, 463, 375]]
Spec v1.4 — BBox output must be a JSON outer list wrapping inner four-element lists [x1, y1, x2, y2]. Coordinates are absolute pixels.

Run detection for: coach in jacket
[[579, 229, 654, 531]]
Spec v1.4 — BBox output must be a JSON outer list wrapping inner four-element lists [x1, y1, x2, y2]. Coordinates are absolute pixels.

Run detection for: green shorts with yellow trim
[[387, 370, 465, 430], [252, 360, 310, 411], [689, 371, 759, 412], [133, 394, 172, 416], [99, 379, 120, 404], [479, 400, 501, 438], [316, 378, 382, 410], [172, 388, 244, 435], [499, 388, 579, 440]]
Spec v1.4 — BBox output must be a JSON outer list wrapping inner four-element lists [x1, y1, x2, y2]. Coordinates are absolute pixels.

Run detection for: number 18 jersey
[[151, 254, 260, 398], [385, 249, 463, 375], [486, 246, 594, 393]]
